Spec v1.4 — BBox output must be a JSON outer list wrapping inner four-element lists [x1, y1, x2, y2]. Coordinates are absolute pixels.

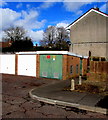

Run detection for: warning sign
[[53, 55, 56, 61], [46, 55, 51, 59]]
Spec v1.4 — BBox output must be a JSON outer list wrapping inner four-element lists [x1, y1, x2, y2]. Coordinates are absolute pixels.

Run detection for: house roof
[[0, 41, 12, 48], [66, 8, 108, 30]]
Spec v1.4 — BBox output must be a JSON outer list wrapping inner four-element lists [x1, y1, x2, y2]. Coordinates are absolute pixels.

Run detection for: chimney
[[94, 7, 99, 11]]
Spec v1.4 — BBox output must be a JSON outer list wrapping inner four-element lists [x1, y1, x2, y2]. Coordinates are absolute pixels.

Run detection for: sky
[[0, 0, 107, 45]]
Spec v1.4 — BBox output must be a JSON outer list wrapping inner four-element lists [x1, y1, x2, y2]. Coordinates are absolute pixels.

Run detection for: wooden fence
[[90, 61, 108, 73], [88, 61, 108, 82]]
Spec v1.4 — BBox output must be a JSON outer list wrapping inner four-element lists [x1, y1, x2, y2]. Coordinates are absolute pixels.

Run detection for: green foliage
[[2, 40, 33, 53], [11, 40, 33, 52]]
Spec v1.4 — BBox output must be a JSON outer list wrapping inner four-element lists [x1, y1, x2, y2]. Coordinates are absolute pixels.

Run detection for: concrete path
[[29, 79, 108, 115], [2, 74, 107, 118]]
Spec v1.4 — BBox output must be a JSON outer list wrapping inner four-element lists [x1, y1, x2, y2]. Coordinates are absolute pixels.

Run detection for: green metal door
[[40, 55, 62, 79]]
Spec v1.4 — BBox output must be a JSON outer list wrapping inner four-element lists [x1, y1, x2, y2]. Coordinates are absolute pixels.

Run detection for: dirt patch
[[75, 84, 100, 94], [63, 84, 99, 93], [63, 83, 108, 95]]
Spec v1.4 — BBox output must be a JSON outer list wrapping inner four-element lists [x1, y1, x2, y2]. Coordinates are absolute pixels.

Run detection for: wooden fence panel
[[90, 61, 108, 74], [90, 61, 94, 72]]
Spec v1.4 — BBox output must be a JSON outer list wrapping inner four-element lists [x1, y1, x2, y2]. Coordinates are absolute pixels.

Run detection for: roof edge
[[15, 51, 88, 58], [66, 8, 108, 30]]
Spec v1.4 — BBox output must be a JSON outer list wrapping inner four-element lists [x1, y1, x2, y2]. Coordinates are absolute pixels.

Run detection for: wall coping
[[16, 51, 88, 59]]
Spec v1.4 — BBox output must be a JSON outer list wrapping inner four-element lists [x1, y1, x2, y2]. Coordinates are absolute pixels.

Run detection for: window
[[70, 65, 73, 74], [76, 64, 79, 74]]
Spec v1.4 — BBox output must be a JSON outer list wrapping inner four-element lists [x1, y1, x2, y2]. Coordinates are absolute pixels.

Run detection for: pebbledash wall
[[67, 8, 108, 59], [0, 51, 88, 80]]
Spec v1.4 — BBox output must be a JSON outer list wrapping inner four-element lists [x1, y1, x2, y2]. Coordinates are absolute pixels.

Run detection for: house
[[0, 41, 12, 48], [0, 41, 12, 52], [66, 8, 108, 60]]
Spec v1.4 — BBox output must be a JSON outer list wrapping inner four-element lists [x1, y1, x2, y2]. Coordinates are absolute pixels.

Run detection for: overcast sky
[[0, 0, 107, 45]]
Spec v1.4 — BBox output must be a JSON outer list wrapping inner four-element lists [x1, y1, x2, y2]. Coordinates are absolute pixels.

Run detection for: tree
[[40, 26, 57, 48], [3, 26, 33, 52], [3, 26, 26, 42], [55, 27, 69, 50], [40, 26, 70, 50], [11, 39, 33, 52]]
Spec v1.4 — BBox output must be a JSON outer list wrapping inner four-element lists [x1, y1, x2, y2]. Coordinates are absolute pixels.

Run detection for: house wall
[[70, 43, 107, 57], [69, 11, 108, 58]]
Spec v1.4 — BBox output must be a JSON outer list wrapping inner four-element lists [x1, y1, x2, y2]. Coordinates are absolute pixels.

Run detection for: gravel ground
[[1, 74, 108, 119]]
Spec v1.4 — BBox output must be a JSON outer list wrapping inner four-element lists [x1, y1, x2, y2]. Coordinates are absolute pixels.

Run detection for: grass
[[63, 81, 108, 96]]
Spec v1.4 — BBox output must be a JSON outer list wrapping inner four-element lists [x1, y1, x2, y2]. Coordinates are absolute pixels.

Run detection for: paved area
[[1, 74, 108, 118], [30, 79, 108, 114]]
